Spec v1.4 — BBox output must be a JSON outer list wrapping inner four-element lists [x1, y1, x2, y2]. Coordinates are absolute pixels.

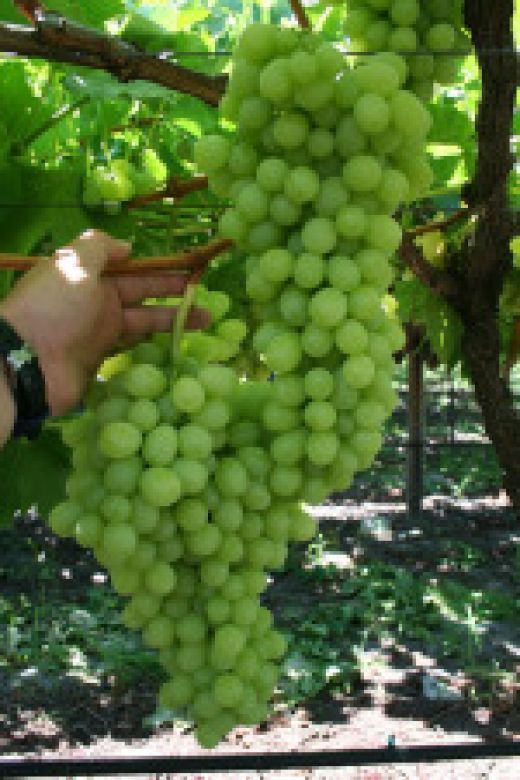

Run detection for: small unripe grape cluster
[[49, 287, 317, 749], [83, 150, 167, 211], [196, 25, 414, 503], [343, 0, 468, 101]]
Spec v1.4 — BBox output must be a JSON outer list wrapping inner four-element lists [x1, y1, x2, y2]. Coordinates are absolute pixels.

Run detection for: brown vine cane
[[0, 238, 234, 277]]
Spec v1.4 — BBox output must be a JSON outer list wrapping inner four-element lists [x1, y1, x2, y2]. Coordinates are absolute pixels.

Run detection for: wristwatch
[[0, 316, 50, 439]]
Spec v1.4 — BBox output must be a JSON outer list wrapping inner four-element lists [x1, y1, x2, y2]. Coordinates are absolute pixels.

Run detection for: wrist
[[0, 357, 16, 446], [0, 296, 61, 416]]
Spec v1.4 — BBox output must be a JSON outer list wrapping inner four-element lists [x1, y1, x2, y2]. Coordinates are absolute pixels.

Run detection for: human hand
[[0, 230, 210, 416]]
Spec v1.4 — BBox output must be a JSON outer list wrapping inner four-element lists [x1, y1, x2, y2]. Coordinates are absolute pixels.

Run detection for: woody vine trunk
[[456, 0, 520, 513]]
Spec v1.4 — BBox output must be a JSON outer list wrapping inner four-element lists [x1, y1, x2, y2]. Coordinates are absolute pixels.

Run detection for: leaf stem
[[289, 0, 311, 29]]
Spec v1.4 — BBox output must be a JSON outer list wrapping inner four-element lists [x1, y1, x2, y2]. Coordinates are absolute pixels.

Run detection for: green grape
[[307, 128, 334, 158], [142, 424, 178, 466], [239, 96, 272, 131], [99, 421, 142, 459], [264, 332, 302, 373], [336, 205, 367, 239], [247, 220, 283, 253], [306, 431, 339, 466], [335, 319, 369, 356], [259, 248, 293, 283], [279, 286, 308, 327], [366, 214, 403, 254], [143, 615, 174, 649], [127, 398, 160, 432], [160, 675, 194, 709], [335, 115, 367, 158], [229, 143, 258, 177], [304, 401, 337, 431], [309, 287, 347, 329], [270, 194, 300, 227], [302, 322, 333, 358], [271, 429, 306, 466], [334, 72, 359, 109], [194, 134, 231, 172], [293, 252, 325, 290], [263, 401, 300, 433], [140, 467, 182, 507], [388, 26, 418, 52], [256, 157, 289, 192], [219, 208, 247, 243], [271, 374, 305, 407], [328, 255, 361, 292], [426, 22, 456, 51], [174, 498, 208, 532], [104, 456, 141, 496], [130, 496, 160, 534], [237, 23, 278, 64], [124, 364, 166, 399], [259, 58, 292, 104], [343, 355, 376, 389], [301, 217, 337, 255], [207, 596, 232, 625], [237, 182, 270, 223], [272, 112, 309, 149], [185, 523, 221, 557], [390, 90, 432, 137], [198, 364, 237, 398], [178, 424, 213, 460], [354, 93, 390, 135], [285, 166, 320, 205], [316, 177, 349, 218], [215, 458, 248, 497], [353, 61, 400, 97], [304, 368, 334, 400], [343, 155, 383, 193], [171, 376, 205, 414]]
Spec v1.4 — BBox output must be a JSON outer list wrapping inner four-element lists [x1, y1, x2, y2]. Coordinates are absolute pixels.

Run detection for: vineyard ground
[[1, 470, 519, 779]]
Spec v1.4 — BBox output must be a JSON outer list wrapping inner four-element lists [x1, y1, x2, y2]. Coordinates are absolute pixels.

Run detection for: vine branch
[[289, 0, 311, 30], [13, 0, 44, 24], [127, 175, 209, 210], [0, 237, 233, 275], [408, 209, 470, 237], [0, 18, 227, 106]]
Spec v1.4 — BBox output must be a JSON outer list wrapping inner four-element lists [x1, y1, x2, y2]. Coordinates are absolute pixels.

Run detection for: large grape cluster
[[49, 289, 317, 749], [343, 0, 467, 101], [195, 25, 424, 505]]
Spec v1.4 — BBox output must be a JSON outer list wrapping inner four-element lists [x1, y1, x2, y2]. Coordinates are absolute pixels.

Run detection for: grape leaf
[[45, 0, 125, 28], [0, 426, 69, 524]]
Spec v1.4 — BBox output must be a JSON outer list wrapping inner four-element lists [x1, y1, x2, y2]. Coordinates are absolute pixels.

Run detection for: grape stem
[[127, 175, 209, 210], [171, 280, 198, 363], [289, 0, 311, 30], [407, 208, 470, 237]]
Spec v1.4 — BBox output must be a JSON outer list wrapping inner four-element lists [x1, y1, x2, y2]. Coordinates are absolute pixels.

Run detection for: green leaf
[[45, 0, 125, 28], [0, 426, 69, 524]]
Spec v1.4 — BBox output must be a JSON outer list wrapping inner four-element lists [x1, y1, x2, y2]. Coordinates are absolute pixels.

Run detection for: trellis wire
[[2, 741, 520, 776]]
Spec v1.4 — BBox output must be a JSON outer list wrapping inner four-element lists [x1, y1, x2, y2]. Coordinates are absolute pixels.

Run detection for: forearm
[[0, 364, 15, 448]]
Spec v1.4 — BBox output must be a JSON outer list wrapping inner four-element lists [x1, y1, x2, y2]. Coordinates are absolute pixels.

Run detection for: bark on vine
[[455, 0, 520, 514], [0, 18, 226, 106]]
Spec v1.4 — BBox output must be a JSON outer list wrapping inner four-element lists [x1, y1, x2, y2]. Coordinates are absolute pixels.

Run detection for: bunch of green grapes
[[343, 0, 468, 101], [49, 286, 316, 749], [195, 25, 421, 503], [83, 150, 167, 211]]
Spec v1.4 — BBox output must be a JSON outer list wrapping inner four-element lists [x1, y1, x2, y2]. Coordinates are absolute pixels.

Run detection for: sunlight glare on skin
[[55, 248, 89, 284]]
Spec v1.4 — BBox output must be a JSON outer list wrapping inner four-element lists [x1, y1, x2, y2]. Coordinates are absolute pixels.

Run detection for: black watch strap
[[0, 316, 50, 439]]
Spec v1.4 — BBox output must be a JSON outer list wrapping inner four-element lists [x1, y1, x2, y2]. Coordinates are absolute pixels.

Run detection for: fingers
[[121, 305, 211, 346], [62, 230, 132, 276], [114, 273, 190, 305]]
